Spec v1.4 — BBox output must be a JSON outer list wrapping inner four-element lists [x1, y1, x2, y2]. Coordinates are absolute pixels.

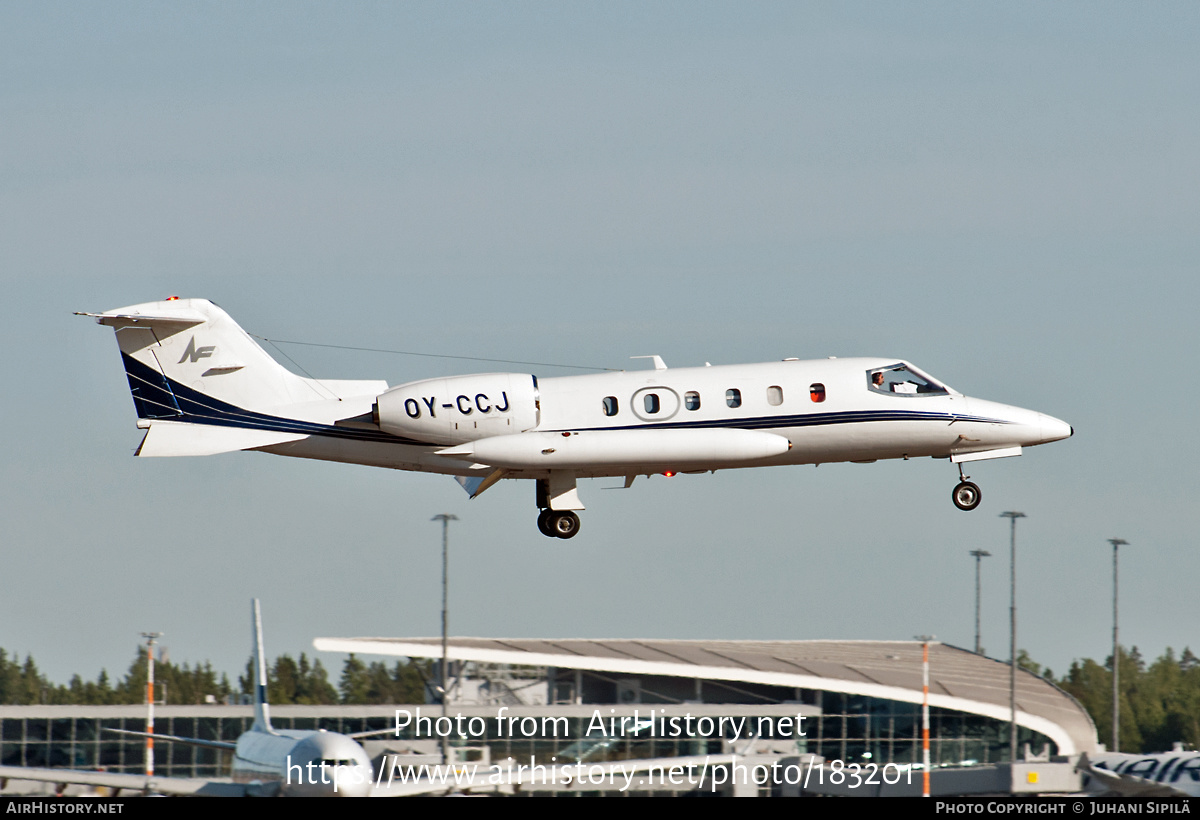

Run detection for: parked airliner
[[80, 298, 1072, 538], [0, 601, 377, 797], [1077, 750, 1200, 797]]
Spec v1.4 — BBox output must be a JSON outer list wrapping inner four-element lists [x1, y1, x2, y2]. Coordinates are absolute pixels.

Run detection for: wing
[[103, 727, 237, 751], [0, 764, 244, 797]]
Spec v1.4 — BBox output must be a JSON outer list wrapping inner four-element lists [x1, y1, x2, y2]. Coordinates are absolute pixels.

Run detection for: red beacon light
[[662, 471, 677, 478], [165, 295, 179, 301]]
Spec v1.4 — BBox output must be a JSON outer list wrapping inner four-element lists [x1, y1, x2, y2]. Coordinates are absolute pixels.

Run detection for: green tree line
[[1056, 646, 1200, 753], [0, 647, 429, 707], [1010, 645, 1199, 753]]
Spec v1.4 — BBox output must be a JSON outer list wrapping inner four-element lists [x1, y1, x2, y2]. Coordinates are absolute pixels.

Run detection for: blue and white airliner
[[0, 601, 377, 796], [80, 298, 1072, 538]]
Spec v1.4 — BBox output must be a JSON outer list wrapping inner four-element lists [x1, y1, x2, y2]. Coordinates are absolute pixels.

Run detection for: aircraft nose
[[1038, 413, 1073, 444]]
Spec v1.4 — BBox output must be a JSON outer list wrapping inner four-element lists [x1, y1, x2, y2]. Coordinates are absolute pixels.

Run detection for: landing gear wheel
[[537, 509, 556, 537], [952, 481, 982, 511], [551, 511, 581, 539]]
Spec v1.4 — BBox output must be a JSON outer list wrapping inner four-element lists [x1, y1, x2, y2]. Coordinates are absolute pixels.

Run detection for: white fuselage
[[267, 356, 1071, 480], [232, 727, 374, 797]]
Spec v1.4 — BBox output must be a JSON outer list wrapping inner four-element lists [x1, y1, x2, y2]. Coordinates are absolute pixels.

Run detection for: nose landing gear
[[952, 481, 982, 511], [951, 464, 982, 511]]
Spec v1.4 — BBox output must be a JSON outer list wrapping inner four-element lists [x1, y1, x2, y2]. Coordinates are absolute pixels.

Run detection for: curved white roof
[[312, 637, 1098, 755]]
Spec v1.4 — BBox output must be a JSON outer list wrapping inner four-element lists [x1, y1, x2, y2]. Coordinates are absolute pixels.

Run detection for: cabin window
[[867, 364, 949, 396], [810, 383, 826, 403], [685, 391, 701, 411], [644, 393, 661, 414], [602, 396, 619, 416], [766, 385, 783, 406], [726, 388, 741, 408]]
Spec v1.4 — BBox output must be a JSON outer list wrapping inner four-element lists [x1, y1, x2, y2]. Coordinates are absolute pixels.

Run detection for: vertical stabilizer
[[86, 298, 327, 416], [251, 599, 273, 733]]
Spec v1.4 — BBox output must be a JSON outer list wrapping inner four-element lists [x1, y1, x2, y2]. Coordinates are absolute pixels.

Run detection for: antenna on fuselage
[[630, 355, 667, 370], [251, 599, 274, 733]]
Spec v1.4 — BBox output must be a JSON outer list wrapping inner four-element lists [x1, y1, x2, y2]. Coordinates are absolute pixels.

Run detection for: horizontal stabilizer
[[136, 422, 307, 457], [76, 308, 207, 328]]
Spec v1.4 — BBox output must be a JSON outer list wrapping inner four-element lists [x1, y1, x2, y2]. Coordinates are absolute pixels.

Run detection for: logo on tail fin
[[179, 336, 216, 364]]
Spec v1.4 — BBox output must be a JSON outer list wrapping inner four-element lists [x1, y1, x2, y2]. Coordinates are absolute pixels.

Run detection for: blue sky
[[2, 3, 1197, 688]]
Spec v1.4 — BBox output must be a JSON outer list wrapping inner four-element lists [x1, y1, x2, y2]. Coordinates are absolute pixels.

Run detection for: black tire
[[537, 509, 556, 537], [552, 511, 581, 539], [952, 481, 982, 511]]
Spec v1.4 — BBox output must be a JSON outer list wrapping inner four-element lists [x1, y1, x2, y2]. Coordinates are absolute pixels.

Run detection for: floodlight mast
[[1108, 537, 1129, 752], [969, 549, 992, 654], [998, 511, 1025, 769]]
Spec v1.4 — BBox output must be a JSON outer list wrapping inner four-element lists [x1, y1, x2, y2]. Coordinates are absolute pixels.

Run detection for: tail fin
[[80, 298, 388, 456], [84, 298, 331, 416], [251, 599, 273, 733]]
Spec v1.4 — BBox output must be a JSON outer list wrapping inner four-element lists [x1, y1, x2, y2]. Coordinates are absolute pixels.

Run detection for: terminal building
[[1, 639, 1097, 796]]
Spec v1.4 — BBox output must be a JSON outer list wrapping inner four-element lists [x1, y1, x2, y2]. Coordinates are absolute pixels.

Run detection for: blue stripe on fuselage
[[547, 409, 1011, 434], [121, 353, 432, 446]]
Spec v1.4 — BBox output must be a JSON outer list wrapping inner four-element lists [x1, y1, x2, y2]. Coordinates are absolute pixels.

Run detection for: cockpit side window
[[867, 364, 948, 396]]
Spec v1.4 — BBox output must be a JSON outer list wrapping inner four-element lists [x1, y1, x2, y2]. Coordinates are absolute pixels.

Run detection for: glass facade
[[1, 663, 1065, 785], [801, 692, 1054, 768], [0, 698, 1058, 782]]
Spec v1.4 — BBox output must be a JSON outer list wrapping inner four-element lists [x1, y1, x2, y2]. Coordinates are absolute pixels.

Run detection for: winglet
[[251, 599, 273, 733]]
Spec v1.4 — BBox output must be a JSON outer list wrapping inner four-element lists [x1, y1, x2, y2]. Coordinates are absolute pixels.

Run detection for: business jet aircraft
[[80, 298, 1072, 538], [1076, 750, 1200, 797], [0, 601, 377, 797]]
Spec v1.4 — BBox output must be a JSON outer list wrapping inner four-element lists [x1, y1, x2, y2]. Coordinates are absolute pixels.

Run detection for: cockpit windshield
[[867, 363, 949, 396]]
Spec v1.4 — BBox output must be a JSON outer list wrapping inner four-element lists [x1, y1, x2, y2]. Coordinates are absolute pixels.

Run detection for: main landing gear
[[535, 476, 584, 539], [538, 509, 581, 539], [951, 464, 982, 511]]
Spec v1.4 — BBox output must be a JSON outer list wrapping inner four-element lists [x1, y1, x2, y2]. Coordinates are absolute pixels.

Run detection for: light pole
[[969, 550, 992, 654], [431, 513, 458, 766], [999, 511, 1025, 766], [1109, 538, 1128, 753], [915, 635, 936, 798], [140, 631, 162, 776]]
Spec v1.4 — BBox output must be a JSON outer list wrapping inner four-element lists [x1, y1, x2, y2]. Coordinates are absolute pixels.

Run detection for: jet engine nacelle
[[375, 373, 539, 445]]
